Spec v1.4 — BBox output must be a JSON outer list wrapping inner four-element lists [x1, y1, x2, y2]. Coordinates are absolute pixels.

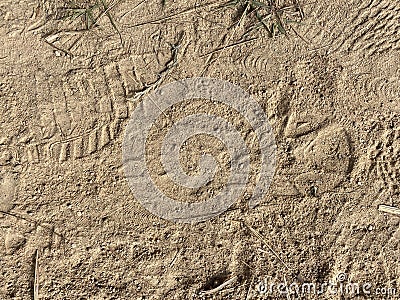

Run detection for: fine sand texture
[[0, 0, 399, 299]]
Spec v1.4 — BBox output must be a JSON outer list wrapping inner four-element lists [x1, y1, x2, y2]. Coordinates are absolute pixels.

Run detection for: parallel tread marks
[[359, 75, 399, 102], [87, 130, 98, 155], [57, 63, 131, 162], [99, 125, 110, 149], [338, 0, 400, 56], [73, 137, 84, 159], [363, 126, 400, 191], [241, 54, 270, 73], [3, 64, 132, 165]]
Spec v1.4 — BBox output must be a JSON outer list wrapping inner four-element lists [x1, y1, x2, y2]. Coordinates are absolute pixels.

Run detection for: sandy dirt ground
[[0, 0, 399, 299]]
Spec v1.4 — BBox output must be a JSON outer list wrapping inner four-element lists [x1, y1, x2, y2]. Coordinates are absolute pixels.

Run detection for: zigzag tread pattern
[[357, 75, 400, 104], [354, 123, 400, 192], [0, 60, 137, 165], [334, 0, 400, 56], [301, 0, 400, 57]]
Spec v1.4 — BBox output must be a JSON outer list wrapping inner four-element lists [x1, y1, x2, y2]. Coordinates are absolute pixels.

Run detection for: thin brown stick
[[289, 24, 310, 44], [34, 250, 39, 300], [129, 1, 223, 27], [132, 32, 185, 102], [243, 221, 290, 270], [199, 276, 238, 295], [98, 0, 123, 44], [200, 1, 250, 75], [0, 210, 64, 239], [43, 40, 74, 57], [199, 37, 258, 57]]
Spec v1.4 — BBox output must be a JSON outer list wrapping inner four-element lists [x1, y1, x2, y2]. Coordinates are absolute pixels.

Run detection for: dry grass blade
[[201, 0, 306, 74], [129, 1, 223, 27], [34, 250, 39, 300], [199, 276, 238, 295], [378, 205, 400, 216], [293, 0, 304, 19], [273, 9, 287, 35], [120, 0, 147, 20], [200, 37, 258, 56], [243, 221, 290, 270], [0, 210, 65, 240], [200, 0, 249, 75], [43, 39, 74, 57], [224, 0, 306, 39], [98, 0, 123, 44], [63, 2, 100, 29], [255, 10, 273, 37], [61, 0, 123, 43], [169, 248, 183, 268], [132, 32, 185, 102], [288, 23, 310, 44]]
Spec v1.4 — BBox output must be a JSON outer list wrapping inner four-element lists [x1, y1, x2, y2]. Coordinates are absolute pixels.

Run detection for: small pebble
[[4, 232, 26, 255]]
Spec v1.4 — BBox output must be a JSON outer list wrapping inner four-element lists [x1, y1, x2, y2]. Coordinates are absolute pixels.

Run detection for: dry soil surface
[[0, 0, 399, 299]]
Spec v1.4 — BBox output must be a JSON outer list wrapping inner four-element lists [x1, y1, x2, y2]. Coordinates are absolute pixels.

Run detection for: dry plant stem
[[67, 33, 86, 52], [61, 0, 123, 45], [98, 0, 123, 44], [200, 37, 258, 57], [129, 1, 223, 27], [169, 248, 183, 267], [378, 205, 400, 216], [200, 2, 250, 75], [0, 210, 65, 240], [289, 23, 310, 44], [120, 0, 147, 21], [92, 0, 121, 27], [200, 0, 306, 74], [34, 250, 39, 300], [43, 39, 74, 57], [243, 221, 290, 270], [132, 33, 184, 102], [293, 0, 305, 19], [199, 275, 238, 295]]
